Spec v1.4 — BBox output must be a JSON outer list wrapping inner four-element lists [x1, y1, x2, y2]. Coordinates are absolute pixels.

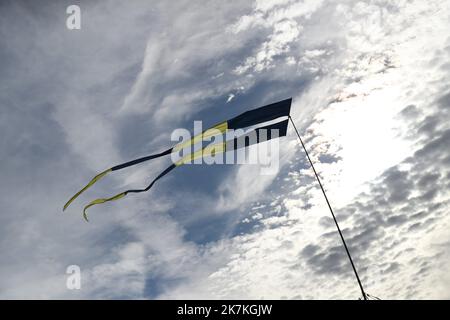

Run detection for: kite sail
[[63, 98, 292, 221]]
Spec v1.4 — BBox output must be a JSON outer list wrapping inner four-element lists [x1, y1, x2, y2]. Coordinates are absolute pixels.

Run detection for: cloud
[[1, 0, 450, 300], [231, 0, 326, 74], [152, 0, 450, 300]]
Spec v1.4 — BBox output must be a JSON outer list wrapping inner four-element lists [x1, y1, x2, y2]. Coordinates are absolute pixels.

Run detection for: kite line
[[288, 116, 368, 301]]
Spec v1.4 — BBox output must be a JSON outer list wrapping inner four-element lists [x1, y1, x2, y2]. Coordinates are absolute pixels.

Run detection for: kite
[[63, 98, 292, 221]]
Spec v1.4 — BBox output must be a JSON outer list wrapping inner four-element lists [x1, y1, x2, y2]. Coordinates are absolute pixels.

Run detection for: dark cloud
[[417, 172, 440, 188], [319, 153, 342, 164], [301, 244, 320, 258], [399, 104, 420, 119]]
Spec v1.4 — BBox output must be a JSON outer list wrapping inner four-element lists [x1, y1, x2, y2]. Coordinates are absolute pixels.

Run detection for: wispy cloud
[[0, 0, 449, 299]]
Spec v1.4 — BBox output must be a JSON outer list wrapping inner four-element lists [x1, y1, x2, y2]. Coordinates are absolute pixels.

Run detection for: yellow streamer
[[63, 168, 112, 211], [175, 141, 226, 166], [173, 121, 228, 152], [82, 192, 127, 222]]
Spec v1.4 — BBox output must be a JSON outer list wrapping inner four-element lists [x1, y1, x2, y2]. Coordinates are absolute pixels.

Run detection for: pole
[[289, 116, 367, 300]]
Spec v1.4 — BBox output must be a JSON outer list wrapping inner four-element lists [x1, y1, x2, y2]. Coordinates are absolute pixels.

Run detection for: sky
[[0, 0, 449, 299]]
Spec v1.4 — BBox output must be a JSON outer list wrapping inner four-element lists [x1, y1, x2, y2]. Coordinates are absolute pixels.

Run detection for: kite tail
[[82, 164, 176, 222], [63, 168, 112, 211], [63, 148, 173, 211], [83, 192, 127, 222]]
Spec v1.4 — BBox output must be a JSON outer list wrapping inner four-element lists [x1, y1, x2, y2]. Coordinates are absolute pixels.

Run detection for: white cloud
[[1, 0, 450, 300], [155, 0, 450, 299], [226, 94, 235, 103]]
